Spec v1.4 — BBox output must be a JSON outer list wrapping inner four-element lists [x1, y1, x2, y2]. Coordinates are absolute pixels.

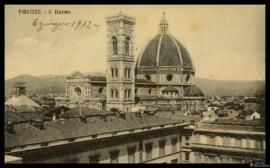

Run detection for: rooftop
[[5, 112, 186, 149], [196, 118, 265, 133]]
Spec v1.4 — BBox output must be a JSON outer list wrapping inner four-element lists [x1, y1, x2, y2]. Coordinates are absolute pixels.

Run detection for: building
[[245, 111, 260, 120], [5, 155, 22, 164], [185, 119, 265, 163], [5, 82, 42, 112], [5, 108, 189, 163], [55, 12, 206, 113], [12, 82, 26, 96]]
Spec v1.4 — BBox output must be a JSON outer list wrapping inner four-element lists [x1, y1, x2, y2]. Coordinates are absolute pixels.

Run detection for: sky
[[5, 5, 265, 80]]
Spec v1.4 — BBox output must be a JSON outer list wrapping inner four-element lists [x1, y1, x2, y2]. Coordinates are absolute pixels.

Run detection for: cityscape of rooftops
[[4, 5, 265, 164]]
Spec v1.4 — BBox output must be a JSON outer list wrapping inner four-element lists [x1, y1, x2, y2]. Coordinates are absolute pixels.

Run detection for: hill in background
[[5, 74, 265, 98]]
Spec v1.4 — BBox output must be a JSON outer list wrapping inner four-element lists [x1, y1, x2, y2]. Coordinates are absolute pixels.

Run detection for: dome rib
[[156, 35, 164, 66], [138, 35, 160, 67], [159, 35, 181, 66], [168, 34, 183, 64]]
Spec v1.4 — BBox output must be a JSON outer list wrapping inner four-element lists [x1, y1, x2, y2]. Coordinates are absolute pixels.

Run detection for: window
[[127, 146, 136, 163], [159, 140, 166, 156], [185, 136, 190, 146], [125, 68, 127, 78], [125, 37, 130, 55], [99, 88, 103, 94], [115, 90, 118, 98], [145, 143, 153, 160], [148, 89, 152, 95], [255, 140, 263, 149], [112, 36, 118, 55], [111, 68, 114, 78], [135, 89, 138, 94], [194, 152, 201, 163], [115, 68, 118, 78], [207, 136, 214, 145], [223, 136, 230, 146], [63, 156, 79, 163], [125, 89, 127, 99], [128, 69, 131, 79], [232, 157, 243, 163], [111, 89, 114, 98], [110, 150, 120, 163], [145, 75, 151, 81], [167, 74, 173, 81], [184, 152, 189, 161], [128, 89, 131, 98], [235, 138, 241, 148], [89, 154, 100, 163], [171, 138, 177, 153], [207, 155, 215, 163], [171, 159, 178, 163]]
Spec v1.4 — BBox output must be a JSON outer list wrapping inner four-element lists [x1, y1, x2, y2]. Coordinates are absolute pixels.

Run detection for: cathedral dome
[[136, 13, 194, 72]]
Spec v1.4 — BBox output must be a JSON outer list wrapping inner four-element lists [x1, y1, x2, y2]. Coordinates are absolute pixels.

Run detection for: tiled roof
[[86, 75, 106, 81], [5, 105, 38, 113], [183, 86, 204, 97], [155, 111, 202, 124], [65, 106, 115, 117], [5, 111, 50, 124], [37, 106, 70, 117], [5, 95, 42, 109], [5, 113, 185, 148]]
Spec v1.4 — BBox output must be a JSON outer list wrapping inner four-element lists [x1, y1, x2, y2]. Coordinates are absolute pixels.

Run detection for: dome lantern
[[159, 12, 169, 34]]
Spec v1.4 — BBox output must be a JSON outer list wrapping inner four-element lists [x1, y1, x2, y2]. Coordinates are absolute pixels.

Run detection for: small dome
[[184, 86, 204, 97]]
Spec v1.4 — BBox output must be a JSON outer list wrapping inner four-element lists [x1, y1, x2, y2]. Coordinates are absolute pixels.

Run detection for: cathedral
[[55, 12, 206, 113]]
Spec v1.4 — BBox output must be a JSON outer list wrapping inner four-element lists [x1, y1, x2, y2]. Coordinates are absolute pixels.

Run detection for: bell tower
[[106, 12, 136, 112]]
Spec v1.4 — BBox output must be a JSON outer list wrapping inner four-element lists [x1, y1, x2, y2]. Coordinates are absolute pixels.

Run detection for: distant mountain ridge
[[5, 74, 265, 98]]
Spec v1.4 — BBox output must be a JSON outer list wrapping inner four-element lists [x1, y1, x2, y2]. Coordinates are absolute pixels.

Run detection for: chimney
[[6, 121, 15, 134], [119, 112, 126, 119], [80, 115, 87, 124], [52, 112, 56, 121], [101, 115, 107, 122], [135, 112, 142, 118], [33, 119, 45, 130]]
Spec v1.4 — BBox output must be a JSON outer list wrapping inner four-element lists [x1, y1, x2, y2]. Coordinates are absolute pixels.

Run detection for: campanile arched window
[[125, 37, 130, 56], [111, 68, 114, 78], [112, 36, 118, 55], [115, 68, 118, 78]]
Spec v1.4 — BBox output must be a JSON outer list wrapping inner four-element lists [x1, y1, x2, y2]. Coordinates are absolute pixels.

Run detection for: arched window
[[111, 68, 114, 78], [112, 36, 118, 55], [125, 68, 128, 78], [111, 89, 114, 98], [99, 88, 103, 94], [115, 68, 118, 78], [125, 89, 127, 99], [115, 89, 118, 98], [186, 102, 189, 109], [125, 37, 130, 56], [128, 68, 131, 79], [128, 89, 131, 98], [149, 89, 152, 95]]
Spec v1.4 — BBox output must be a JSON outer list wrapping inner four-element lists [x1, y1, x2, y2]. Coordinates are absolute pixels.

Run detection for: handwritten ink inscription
[[32, 19, 100, 32]]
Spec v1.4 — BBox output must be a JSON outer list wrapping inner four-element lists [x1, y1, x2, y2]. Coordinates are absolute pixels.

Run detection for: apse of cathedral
[[55, 12, 207, 113]]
